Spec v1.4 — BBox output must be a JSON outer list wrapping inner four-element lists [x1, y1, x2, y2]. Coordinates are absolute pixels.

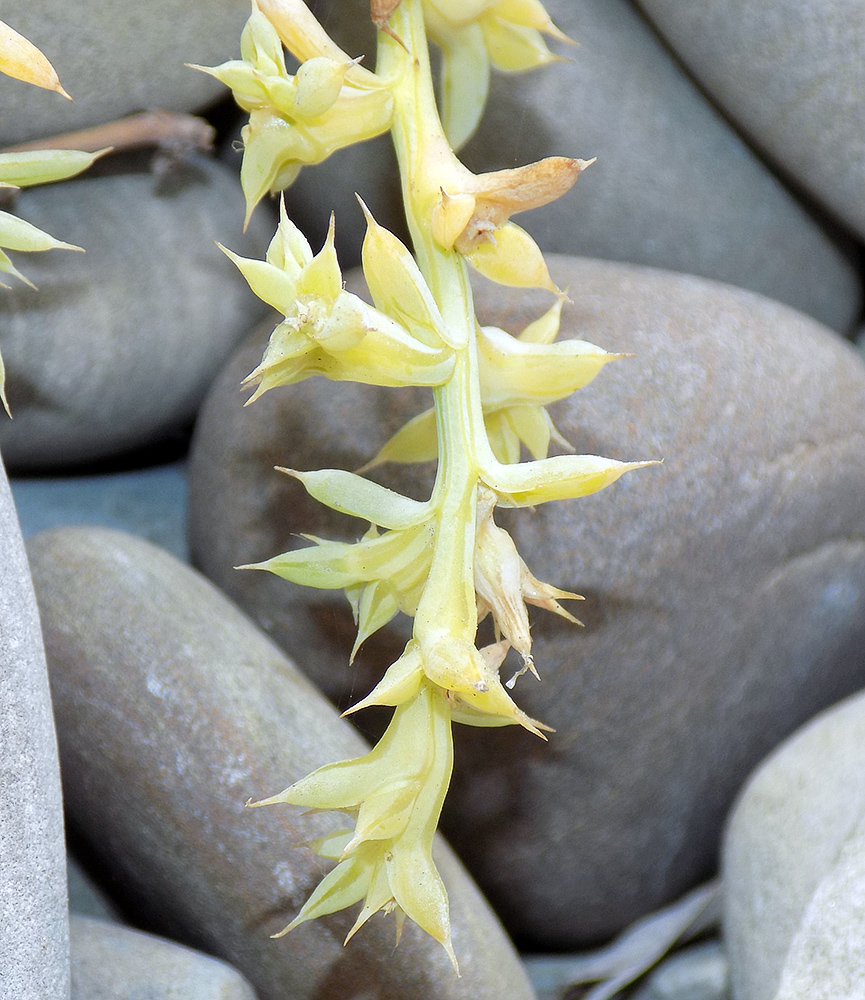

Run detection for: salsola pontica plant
[[197, 0, 652, 970], [0, 19, 105, 414]]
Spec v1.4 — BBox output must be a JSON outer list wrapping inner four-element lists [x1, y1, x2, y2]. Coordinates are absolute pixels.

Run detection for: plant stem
[[377, 0, 487, 645]]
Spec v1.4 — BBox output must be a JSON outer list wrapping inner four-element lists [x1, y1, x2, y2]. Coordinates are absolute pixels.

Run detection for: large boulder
[[188, 255, 865, 945]]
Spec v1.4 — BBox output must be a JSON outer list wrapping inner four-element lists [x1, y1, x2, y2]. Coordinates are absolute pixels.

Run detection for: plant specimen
[[0, 20, 104, 414], [198, 0, 650, 971]]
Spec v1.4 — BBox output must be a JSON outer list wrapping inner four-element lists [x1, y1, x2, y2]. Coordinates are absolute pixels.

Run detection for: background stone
[[0, 458, 69, 999], [0, 158, 272, 472], [282, 0, 863, 332], [30, 525, 537, 1000], [634, 0, 865, 242], [188, 256, 865, 946], [70, 915, 257, 1000], [12, 460, 188, 560], [723, 689, 865, 1000], [0, 0, 248, 144]]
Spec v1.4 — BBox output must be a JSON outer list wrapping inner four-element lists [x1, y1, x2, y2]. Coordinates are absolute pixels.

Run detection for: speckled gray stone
[[286, 0, 862, 332], [0, 159, 273, 471], [0, 459, 68, 999], [634, 0, 865, 242], [187, 256, 865, 946], [723, 689, 865, 1000], [70, 915, 257, 1000], [0, 0, 248, 145], [29, 526, 536, 1000]]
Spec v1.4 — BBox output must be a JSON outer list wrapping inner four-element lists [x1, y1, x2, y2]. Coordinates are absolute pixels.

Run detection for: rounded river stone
[[0, 458, 68, 999], [0, 0, 249, 145], [634, 0, 865, 242], [70, 914, 257, 1000], [29, 525, 536, 1000], [0, 158, 273, 471], [723, 689, 865, 1000], [188, 255, 865, 945]]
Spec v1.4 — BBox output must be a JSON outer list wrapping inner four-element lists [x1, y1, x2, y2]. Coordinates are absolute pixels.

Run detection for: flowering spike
[[223, 0, 654, 966]]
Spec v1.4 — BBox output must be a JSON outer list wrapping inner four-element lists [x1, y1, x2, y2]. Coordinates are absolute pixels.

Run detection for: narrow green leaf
[[0, 148, 108, 189], [281, 467, 430, 529]]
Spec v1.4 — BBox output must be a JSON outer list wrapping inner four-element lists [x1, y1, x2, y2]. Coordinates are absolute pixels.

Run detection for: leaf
[[518, 296, 563, 344], [350, 583, 401, 662], [218, 244, 299, 314], [281, 467, 430, 529], [464, 221, 558, 291], [0, 20, 70, 97], [478, 323, 620, 409], [482, 453, 658, 507], [240, 538, 363, 591], [480, 15, 558, 72], [434, 21, 489, 150], [0, 148, 108, 189], [0, 210, 82, 254], [343, 644, 425, 715], [357, 407, 438, 472], [274, 855, 370, 936], [359, 199, 462, 348]]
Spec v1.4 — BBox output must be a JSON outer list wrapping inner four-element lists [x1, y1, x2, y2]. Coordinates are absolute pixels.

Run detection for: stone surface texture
[[188, 256, 865, 946], [29, 526, 536, 1000], [0, 0, 248, 144], [70, 914, 258, 1000], [634, 0, 865, 242], [0, 159, 273, 471], [631, 942, 730, 1000], [723, 689, 865, 1000], [0, 459, 69, 999], [284, 0, 862, 332]]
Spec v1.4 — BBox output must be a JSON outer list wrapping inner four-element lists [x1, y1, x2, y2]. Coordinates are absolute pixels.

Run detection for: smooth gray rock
[[29, 526, 536, 1000], [187, 256, 865, 945], [286, 0, 862, 332], [70, 914, 257, 1000], [634, 0, 865, 242], [0, 0, 248, 144], [0, 459, 69, 998], [631, 942, 730, 1000], [723, 689, 865, 1000], [0, 159, 272, 471]]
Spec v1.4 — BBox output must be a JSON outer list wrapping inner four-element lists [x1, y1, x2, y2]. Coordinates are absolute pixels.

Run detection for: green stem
[[377, 0, 486, 645]]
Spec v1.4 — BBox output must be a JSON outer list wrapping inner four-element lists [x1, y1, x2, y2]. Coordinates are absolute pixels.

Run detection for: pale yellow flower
[[193, 1, 393, 224], [431, 155, 593, 291], [221, 202, 454, 397], [474, 485, 582, 679], [249, 682, 459, 970], [361, 297, 621, 468]]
